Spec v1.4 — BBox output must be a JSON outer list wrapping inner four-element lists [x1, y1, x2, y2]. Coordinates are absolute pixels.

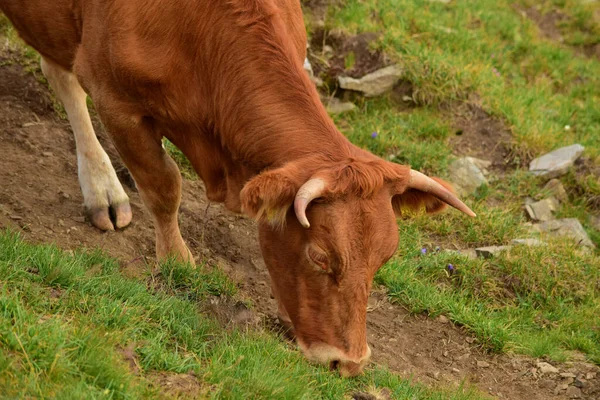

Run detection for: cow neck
[[210, 16, 353, 172]]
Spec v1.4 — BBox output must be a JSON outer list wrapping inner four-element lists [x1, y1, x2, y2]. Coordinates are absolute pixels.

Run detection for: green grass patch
[[0, 230, 485, 399]]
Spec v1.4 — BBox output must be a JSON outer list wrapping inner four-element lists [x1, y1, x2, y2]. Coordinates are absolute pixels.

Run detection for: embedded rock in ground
[[535, 218, 595, 248], [443, 249, 477, 259], [465, 157, 492, 175], [327, 98, 357, 114], [511, 238, 546, 246], [338, 65, 403, 97], [447, 157, 487, 195], [525, 197, 559, 222], [544, 179, 568, 202], [537, 361, 559, 374], [590, 215, 600, 231], [475, 245, 511, 258], [529, 144, 584, 179]]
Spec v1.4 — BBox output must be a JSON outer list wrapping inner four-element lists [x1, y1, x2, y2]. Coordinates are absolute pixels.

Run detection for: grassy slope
[[304, 0, 600, 364], [0, 231, 481, 399]]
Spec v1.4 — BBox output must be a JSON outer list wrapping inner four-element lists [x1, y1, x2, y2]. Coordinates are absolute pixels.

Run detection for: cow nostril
[[329, 360, 340, 371]]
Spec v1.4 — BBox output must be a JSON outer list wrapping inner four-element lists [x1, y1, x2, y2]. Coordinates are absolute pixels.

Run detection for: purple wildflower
[[371, 131, 378, 138], [421, 248, 427, 255], [447, 264, 455, 275], [435, 246, 441, 252]]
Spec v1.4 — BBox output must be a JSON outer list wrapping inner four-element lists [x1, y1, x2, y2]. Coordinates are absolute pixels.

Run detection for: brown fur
[[1, 0, 457, 376]]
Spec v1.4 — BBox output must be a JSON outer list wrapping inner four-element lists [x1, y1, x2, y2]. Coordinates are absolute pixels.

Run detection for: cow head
[[240, 156, 475, 377]]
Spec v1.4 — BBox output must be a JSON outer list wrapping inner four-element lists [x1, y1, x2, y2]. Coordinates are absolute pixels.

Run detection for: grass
[[302, 0, 600, 365], [0, 230, 483, 399]]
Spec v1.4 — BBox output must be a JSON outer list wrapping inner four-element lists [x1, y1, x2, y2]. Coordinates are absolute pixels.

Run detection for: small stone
[[537, 361, 559, 374], [42, 151, 53, 157], [589, 215, 600, 231], [465, 337, 476, 344], [511, 238, 546, 246], [437, 315, 449, 324], [544, 179, 568, 202], [338, 65, 403, 97], [451, 368, 460, 374], [228, 224, 234, 230], [525, 197, 559, 221], [9, 215, 23, 221], [477, 361, 490, 368], [573, 378, 587, 389], [560, 372, 576, 378], [539, 379, 556, 389], [327, 98, 357, 114], [73, 216, 86, 223], [448, 157, 488, 195], [535, 218, 595, 248], [529, 144, 585, 179], [565, 386, 581, 398], [475, 245, 511, 259], [427, 371, 441, 380], [585, 372, 596, 380], [61, 192, 71, 199], [465, 157, 492, 171]]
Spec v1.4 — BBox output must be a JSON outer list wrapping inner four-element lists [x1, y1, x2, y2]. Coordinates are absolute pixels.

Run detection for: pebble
[[565, 385, 582, 398], [475, 245, 511, 259], [537, 361, 559, 374], [477, 361, 490, 368], [437, 315, 449, 324]]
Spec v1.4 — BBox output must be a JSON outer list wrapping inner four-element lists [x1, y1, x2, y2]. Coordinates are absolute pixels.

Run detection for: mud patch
[[449, 103, 515, 171]]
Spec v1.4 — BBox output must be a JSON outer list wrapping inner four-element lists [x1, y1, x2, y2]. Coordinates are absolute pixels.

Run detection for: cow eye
[[307, 246, 329, 271]]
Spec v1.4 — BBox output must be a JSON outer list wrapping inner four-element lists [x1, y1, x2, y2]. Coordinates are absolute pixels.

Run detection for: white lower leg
[[41, 58, 131, 230]]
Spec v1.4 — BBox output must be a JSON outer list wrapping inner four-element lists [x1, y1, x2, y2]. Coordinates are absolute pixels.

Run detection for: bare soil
[[1, 48, 599, 400], [449, 102, 516, 172], [517, 5, 600, 61]]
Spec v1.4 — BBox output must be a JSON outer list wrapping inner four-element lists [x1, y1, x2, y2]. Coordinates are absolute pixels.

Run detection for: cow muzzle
[[298, 342, 372, 377]]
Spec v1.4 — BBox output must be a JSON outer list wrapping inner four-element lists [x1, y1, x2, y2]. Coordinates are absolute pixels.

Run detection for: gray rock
[[448, 157, 488, 195], [475, 245, 511, 259], [327, 98, 357, 114], [443, 249, 477, 259], [338, 65, 403, 97], [466, 157, 492, 175], [589, 215, 600, 231], [525, 197, 559, 221], [537, 361, 559, 374], [535, 218, 595, 248], [565, 385, 582, 398], [544, 179, 568, 202], [511, 238, 546, 247], [529, 144, 585, 179]]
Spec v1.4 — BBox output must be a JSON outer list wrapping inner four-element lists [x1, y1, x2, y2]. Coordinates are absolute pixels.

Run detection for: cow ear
[[240, 166, 300, 228], [392, 177, 454, 217]]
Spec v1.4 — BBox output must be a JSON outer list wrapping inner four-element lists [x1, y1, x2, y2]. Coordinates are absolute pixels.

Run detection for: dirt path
[[0, 50, 598, 400]]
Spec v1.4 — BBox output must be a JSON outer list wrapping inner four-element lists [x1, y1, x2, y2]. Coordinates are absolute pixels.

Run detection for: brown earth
[[1, 46, 599, 400], [448, 102, 516, 172]]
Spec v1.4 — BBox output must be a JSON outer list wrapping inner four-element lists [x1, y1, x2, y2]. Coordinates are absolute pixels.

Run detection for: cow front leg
[[41, 58, 132, 230], [91, 101, 193, 264]]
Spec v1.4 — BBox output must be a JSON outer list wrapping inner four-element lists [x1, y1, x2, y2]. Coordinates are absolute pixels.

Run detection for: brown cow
[[0, 0, 475, 376]]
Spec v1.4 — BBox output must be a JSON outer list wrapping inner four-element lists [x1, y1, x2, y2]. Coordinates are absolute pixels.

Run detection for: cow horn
[[408, 170, 476, 217], [294, 178, 326, 228]]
